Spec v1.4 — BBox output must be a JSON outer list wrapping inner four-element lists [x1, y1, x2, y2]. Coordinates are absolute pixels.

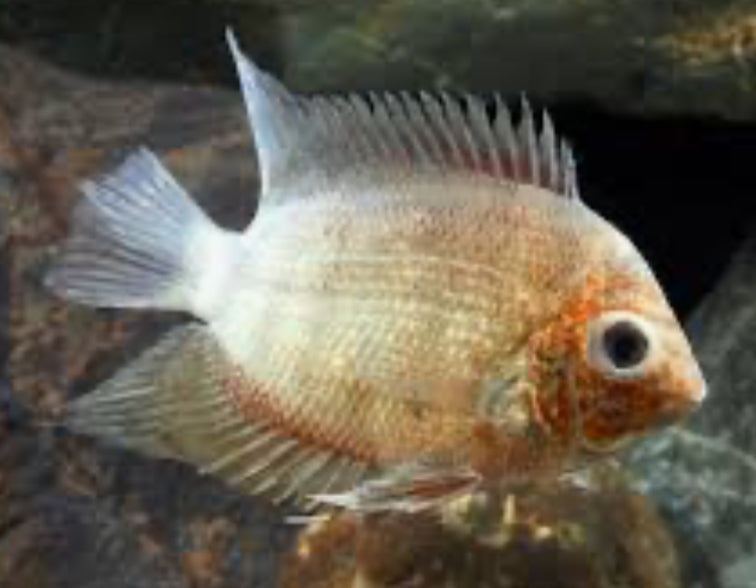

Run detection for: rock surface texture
[[2, 1, 756, 120]]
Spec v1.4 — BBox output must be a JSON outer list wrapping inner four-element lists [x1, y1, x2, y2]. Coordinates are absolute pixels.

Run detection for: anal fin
[[65, 324, 377, 509], [64, 324, 248, 462]]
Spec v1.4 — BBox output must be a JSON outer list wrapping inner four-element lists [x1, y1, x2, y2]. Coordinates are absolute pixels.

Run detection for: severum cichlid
[[45, 30, 706, 513]]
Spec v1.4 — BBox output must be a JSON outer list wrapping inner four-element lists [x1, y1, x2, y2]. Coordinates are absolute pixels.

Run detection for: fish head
[[527, 237, 706, 456], [576, 304, 706, 453]]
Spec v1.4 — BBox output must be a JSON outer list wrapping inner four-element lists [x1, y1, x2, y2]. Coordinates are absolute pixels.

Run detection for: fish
[[45, 30, 707, 513]]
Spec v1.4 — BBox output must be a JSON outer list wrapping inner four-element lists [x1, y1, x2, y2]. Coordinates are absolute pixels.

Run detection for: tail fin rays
[[46, 148, 241, 322]]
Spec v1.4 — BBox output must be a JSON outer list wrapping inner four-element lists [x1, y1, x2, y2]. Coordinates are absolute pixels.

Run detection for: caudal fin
[[45, 148, 241, 321]]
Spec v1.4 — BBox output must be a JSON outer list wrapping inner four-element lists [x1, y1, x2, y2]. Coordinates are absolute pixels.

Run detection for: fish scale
[[243, 201, 582, 319]]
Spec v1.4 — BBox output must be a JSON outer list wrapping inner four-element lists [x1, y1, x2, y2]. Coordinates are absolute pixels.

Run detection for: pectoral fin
[[311, 459, 481, 513]]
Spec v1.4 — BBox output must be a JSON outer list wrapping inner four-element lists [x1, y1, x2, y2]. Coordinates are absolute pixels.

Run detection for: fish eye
[[587, 312, 654, 378], [602, 320, 649, 370]]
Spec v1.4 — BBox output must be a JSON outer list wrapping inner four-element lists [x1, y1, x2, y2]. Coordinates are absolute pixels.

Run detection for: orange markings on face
[[578, 376, 666, 442], [527, 270, 669, 449], [577, 360, 696, 445]]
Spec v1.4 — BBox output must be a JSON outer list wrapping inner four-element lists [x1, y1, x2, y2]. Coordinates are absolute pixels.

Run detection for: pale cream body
[[208, 177, 621, 469]]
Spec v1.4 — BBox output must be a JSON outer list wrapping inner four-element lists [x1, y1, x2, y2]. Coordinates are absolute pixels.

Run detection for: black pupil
[[602, 321, 648, 369]]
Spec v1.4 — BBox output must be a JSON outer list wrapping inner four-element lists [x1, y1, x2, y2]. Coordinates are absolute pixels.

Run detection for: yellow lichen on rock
[[658, 8, 756, 68]]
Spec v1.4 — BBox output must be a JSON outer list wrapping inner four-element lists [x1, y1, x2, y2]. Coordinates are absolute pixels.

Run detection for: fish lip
[[683, 375, 707, 407], [694, 381, 708, 404], [658, 383, 705, 425]]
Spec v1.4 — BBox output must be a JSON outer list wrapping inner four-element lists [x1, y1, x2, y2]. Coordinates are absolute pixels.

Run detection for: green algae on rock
[[2, 1, 756, 120]]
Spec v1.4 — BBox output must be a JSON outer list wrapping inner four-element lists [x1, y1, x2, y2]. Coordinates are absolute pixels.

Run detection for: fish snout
[[656, 370, 706, 427], [688, 378, 707, 405], [681, 359, 708, 406]]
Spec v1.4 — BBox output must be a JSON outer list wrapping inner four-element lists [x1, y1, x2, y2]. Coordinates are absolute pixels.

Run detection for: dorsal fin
[[226, 29, 580, 207]]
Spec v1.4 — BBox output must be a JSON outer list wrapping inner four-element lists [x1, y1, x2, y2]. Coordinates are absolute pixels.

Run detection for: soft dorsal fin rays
[[225, 29, 581, 207]]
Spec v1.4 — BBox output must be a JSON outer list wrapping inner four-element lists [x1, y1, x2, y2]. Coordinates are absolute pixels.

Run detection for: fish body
[[46, 31, 706, 512]]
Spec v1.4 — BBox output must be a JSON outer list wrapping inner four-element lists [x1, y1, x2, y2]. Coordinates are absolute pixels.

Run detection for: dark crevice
[[554, 103, 756, 318]]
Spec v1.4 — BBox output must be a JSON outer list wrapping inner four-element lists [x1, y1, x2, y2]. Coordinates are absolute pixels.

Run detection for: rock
[[3, 1, 756, 120], [275, 0, 756, 123], [0, 43, 294, 588], [280, 468, 681, 588], [628, 225, 756, 588], [0, 1, 284, 85], [0, 427, 294, 588]]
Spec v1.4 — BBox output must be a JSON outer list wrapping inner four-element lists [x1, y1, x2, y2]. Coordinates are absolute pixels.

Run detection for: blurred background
[[1, 1, 755, 587]]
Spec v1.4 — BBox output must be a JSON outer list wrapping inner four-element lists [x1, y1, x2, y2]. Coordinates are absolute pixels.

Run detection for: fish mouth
[[655, 381, 706, 427], [680, 373, 707, 408], [693, 380, 708, 404]]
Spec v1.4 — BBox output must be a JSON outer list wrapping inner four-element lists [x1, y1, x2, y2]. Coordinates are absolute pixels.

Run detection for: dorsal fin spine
[[400, 92, 441, 168], [466, 94, 501, 179], [318, 98, 352, 177], [441, 92, 478, 171], [394, 93, 433, 168], [341, 96, 376, 164], [371, 92, 409, 164], [493, 94, 519, 183], [461, 95, 485, 172], [371, 96, 397, 164], [383, 93, 420, 166], [518, 96, 539, 187], [540, 109, 558, 190], [564, 140, 579, 199], [418, 91, 453, 168], [349, 94, 384, 164], [227, 29, 581, 204], [428, 93, 465, 170]]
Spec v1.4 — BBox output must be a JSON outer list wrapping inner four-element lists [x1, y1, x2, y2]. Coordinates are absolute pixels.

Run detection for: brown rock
[[3, 2, 756, 120], [280, 469, 681, 588]]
